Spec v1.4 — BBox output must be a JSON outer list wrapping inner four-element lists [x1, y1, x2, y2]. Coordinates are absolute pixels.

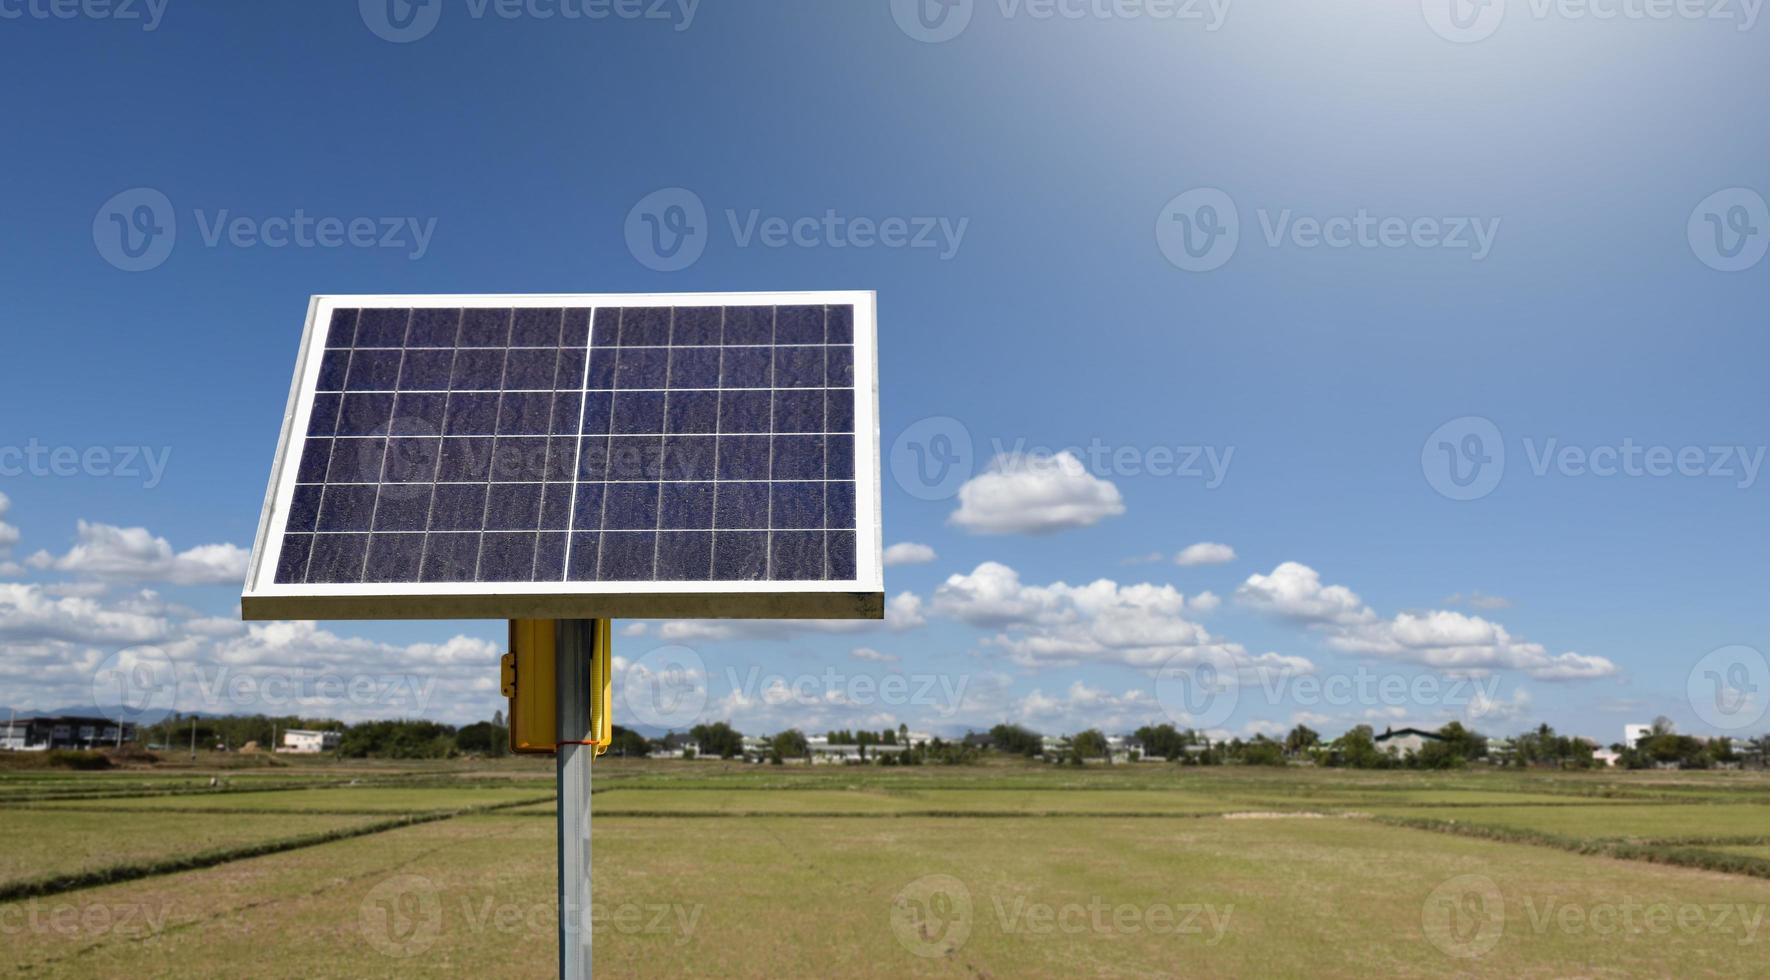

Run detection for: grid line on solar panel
[[281, 304, 858, 587]]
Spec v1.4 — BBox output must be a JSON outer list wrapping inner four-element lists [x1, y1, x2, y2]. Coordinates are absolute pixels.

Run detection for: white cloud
[[1238, 562, 1617, 682], [1465, 686, 1532, 725], [29, 521, 249, 587], [0, 582, 171, 646], [883, 542, 938, 567], [949, 451, 1125, 535], [850, 647, 899, 664], [1174, 542, 1236, 567], [1009, 681, 1166, 733], [0, 493, 21, 577]]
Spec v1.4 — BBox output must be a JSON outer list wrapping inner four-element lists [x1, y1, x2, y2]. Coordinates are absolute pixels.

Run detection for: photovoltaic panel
[[241, 293, 881, 621]]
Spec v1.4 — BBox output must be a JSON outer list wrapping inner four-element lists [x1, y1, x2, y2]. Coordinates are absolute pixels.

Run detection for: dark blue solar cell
[[346, 350, 403, 391], [673, 307, 721, 345], [827, 530, 857, 579], [326, 439, 384, 485], [498, 392, 555, 435], [540, 483, 574, 530], [297, 439, 333, 482], [317, 350, 351, 391], [716, 435, 769, 480], [724, 307, 773, 344], [774, 306, 824, 344], [450, 349, 506, 390], [719, 391, 771, 433], [661, 482, 714, 529], [827, 481, 855, 529], [562, 309, 591, 347], [712, 532, 766, 580], [826, 435, 854, 478], [490, 437, 549, 481], [444, 394, 498, 436], [275, 534, 312, 584], [512, 308, 562, 347], [356, 309, 410, 347], [591, 308, 621, 347], [826, 389, 855, 432], [325, 309, 358, 348], [598, 532, 657, 580], [383, 438, 441, 483], [604, 437, 666, 484], [720, 347, 772, 388], [556, 348, 586, 389], [399, 349, 454, 391], [666, 390, 719, 434], [612, 391, 666, 435], [545, 437, 578, 481], [504, 349, 559, 390], [827, 306, 854, 344], [668, 347, 720, 388], [308, 534, 370, 583], [534, 532, 568, 580], [580, 391, 614, 435], [585, 349, 617, 390], [374, 485, 433, 531], [770, 532, 825, 581], [771, 482, 824, 529], [715, 483, 769, 529], [437, 438, 491, 481], [615, 347, 668, 389], [287, 485, 324, 533], [550, 393, 584, 434], [479, 533, 538, 582], [774, 347, 824, 389], [774, 390, 823, 433], [422, 533, 480, 582], [364, 534, 424, 583], [408, 308, 461, 347], [603, 483, 660, 530], [308, 394, 342, 436], [826, 346, 854, 387], [662, 435, 715, 480], [460, 309, 512, 347], [620, 307, 671, 346], [486, 483, 543, 530], [430, 484, 488, 531], [566, 533, 601, 580], [390, 393, 447, 435], [771, 435, 825, 479], [656, 532, 712, 581], [571, 484, 605, 530]]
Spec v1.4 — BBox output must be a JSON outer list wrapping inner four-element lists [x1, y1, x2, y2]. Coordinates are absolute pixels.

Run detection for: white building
[[1624, 724, 1654, 748], [280, 729, 341, 754], [1592, 748, 1621, 767], [1373, 727, 1444, 757]]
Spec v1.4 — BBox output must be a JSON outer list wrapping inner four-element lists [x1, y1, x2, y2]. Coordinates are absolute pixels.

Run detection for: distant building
[[1592, 747, 1621, 767], [1624, 724, 1654, 748], [279, 729, 341, 754], [1374, 727, 1445, 757], [0, 716, 132, 751]]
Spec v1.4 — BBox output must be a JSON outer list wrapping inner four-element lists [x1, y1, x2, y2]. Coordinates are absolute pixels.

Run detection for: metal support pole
[[556, 620, 595, 980]]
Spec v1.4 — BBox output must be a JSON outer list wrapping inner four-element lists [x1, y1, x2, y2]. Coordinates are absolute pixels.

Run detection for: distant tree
[[771, 729, 809, 760], [1436, 722, 1486, 762], [1135, 724, 1189, 761], [690, 722, 744, 759], [989, 724, 1042, 757], [1071, 729, 1109, 760], [1284, 725, 1320, 756], [607, 725, 650, 758], [1239, 737, 1285, 767], [454, 721, 508, 756]]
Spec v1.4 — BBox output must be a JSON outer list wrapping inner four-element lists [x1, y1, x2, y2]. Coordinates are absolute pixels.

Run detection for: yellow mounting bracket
[[501, 620, 613, 756]]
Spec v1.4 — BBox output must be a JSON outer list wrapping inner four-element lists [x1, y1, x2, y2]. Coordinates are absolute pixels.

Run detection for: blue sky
[[1, 1, 1766, 745]]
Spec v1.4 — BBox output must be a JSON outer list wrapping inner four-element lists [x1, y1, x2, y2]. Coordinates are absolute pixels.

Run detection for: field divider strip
[[1373, 815, 1770, 881]]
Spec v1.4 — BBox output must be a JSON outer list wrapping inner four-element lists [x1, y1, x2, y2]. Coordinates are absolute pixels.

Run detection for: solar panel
[[241, 292, 882, 621]]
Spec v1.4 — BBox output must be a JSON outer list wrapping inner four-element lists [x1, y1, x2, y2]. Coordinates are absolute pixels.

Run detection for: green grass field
[[3, 760, 1768, 977]]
